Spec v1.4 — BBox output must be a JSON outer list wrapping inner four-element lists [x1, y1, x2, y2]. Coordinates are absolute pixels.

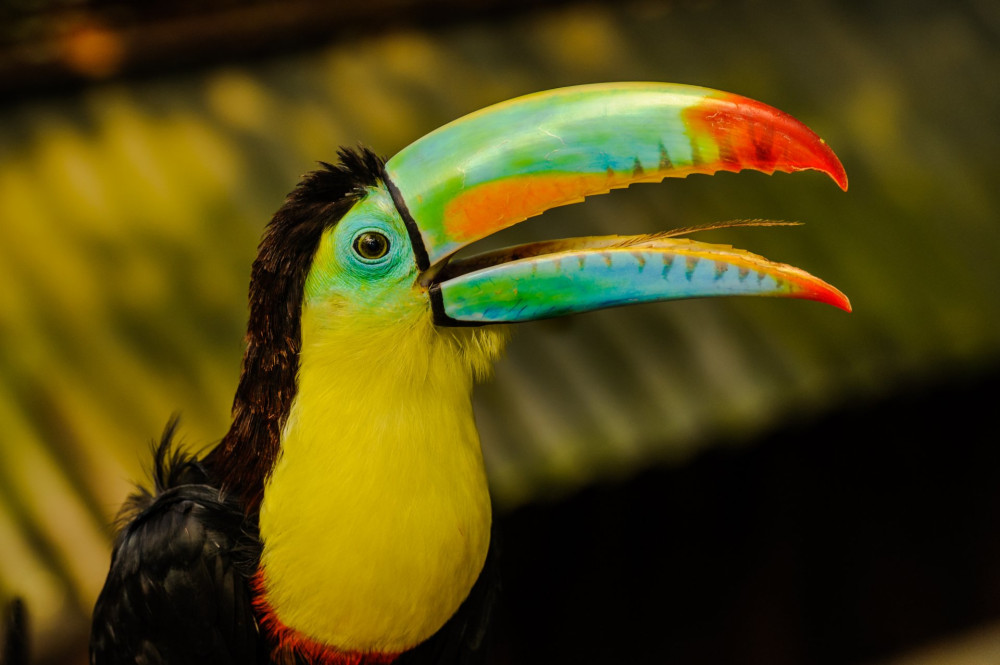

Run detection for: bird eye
[[352, 231, 390, 261]]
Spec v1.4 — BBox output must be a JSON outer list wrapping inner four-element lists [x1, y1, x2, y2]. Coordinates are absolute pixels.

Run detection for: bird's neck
[[257, 305, 502, 657]]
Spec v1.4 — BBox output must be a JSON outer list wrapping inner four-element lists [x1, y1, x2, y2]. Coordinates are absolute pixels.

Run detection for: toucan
[[89, 82, 849, 665]]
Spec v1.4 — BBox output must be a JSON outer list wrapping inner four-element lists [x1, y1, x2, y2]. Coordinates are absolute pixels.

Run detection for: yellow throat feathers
[[258, 300, 508, 654]]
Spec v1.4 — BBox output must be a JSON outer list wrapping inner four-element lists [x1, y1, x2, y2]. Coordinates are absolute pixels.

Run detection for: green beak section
[[429, 235, 850, 325]]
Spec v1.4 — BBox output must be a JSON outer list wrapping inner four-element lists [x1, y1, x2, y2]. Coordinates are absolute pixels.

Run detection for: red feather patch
[[252, 571, 401, 665]]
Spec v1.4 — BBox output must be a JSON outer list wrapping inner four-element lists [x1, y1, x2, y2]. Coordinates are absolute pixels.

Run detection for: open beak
[[383, 82, 850, 325]]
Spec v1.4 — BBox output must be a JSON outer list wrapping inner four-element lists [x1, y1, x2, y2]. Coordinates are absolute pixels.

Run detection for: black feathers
[[205, 147, 387, 511], [113, 417, 207, 533], [91, 425, 263, 665]]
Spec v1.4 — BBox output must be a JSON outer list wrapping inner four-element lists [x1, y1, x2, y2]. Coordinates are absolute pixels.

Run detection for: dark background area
[[497, 368, 1000, 664]]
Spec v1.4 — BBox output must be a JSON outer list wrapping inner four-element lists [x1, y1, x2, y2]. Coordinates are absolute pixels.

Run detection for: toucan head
[[218, 83, 849, 505], [299, 82, 847, 356]]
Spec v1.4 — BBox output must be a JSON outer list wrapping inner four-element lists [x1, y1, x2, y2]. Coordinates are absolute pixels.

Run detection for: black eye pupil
[[354, 231, 389, 260]]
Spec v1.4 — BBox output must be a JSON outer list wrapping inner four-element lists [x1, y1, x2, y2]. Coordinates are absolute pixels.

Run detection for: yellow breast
[[257, 305, 504, 654]]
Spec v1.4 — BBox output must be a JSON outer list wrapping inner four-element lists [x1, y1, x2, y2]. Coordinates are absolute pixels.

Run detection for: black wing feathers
[[90, 423, 263, 665]]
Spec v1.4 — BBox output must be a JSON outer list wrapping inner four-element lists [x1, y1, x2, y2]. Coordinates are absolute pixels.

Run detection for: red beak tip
[[818, 289, 852, 313], [817, 140, 849, 191], [829, 162, 849, 192]]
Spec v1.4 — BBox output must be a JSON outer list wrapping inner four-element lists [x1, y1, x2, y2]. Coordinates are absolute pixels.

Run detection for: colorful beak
[[383, 82, 850, 323]]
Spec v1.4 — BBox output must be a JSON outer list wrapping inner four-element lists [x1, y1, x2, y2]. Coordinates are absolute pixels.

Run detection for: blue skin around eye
[[304, 187, 418, 306]]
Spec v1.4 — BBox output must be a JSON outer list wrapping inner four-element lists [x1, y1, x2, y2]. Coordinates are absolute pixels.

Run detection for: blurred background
[[1, 0, 998, 663]]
